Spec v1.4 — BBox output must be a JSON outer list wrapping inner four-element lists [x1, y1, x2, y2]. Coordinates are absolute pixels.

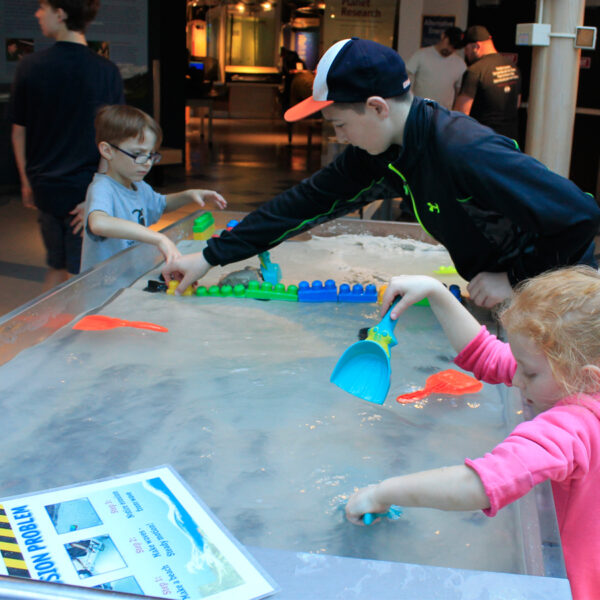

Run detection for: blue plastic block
[[338, 283, 378, 303], [298, 279, 338, 302], [226, 219, 240, 231], [449, 284, 462, 303]]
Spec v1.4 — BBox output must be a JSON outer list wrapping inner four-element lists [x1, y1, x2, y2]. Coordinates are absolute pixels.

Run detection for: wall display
[[0, 466, 276, 600], [0, 0, 148, 100], [322, 0, 396, 50], [421, 15, 456, 47]]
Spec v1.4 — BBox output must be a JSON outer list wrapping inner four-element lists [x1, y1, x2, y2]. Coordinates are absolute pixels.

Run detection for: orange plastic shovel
[[73, 315, 168, 333], [396, 369, 482, 403]]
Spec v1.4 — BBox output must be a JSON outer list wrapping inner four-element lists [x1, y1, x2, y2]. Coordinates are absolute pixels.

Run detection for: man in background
[[454, 25, 521, 139], [406, 26, 466, 110], [9, 0, 124, 289]]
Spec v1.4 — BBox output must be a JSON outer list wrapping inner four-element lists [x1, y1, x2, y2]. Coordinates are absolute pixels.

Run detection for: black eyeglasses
[[109, 143, 162, 165]]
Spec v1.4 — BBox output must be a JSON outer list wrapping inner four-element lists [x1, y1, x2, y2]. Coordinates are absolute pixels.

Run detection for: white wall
[[397, 0, 469, 60]]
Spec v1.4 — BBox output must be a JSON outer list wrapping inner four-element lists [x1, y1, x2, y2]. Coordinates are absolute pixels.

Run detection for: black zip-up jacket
[[205, 98, 600, 284]]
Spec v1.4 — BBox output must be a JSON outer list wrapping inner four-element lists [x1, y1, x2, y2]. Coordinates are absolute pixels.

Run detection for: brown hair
[[333, 92, 414, 115], [46, 0, 100, 32], [499, 266, 600, 395], [95, 105, 163, 149]]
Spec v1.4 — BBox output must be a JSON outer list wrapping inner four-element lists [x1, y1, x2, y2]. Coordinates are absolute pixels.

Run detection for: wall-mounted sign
[[323, 0, 397, 50], [421, 15, 456, 47]]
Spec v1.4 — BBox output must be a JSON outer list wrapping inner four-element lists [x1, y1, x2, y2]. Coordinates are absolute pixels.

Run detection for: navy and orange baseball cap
[[284, 38, 411, 122]]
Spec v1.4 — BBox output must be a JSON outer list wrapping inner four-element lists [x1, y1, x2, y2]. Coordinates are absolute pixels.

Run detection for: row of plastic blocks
[[196, 281, 299, 301], [297, 280, 378, 303], [193, 213, 215, 240]]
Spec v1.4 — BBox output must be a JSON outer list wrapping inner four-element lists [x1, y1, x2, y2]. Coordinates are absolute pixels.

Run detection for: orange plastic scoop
[[396, 369, 482, 403], [73, 315, 168, 333]]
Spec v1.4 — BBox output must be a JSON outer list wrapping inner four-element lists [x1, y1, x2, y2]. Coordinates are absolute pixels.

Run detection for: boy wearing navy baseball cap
[[164, 38, 599, 309]]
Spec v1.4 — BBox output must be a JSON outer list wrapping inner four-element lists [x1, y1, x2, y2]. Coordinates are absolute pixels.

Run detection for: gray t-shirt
[[81, 173, 166, 271], [406, 46, 466, 110]]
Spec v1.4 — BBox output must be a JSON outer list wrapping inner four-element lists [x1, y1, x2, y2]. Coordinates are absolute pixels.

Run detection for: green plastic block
[[195, 284, 233, 297], [193, 213, 214, 230], [193, 213, 215, 240], [195, 281, 298, 301], [245, 281, 298, 301]]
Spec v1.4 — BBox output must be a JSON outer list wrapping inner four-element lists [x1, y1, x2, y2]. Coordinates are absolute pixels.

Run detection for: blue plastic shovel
[[330, 299, 400, 404]]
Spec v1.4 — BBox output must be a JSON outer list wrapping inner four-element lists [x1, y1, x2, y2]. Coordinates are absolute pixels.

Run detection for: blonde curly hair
[[499, 266, 600, 396]]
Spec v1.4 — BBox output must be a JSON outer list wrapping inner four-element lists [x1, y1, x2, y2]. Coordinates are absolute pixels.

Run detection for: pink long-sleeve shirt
[[455, 326, 600, 600]]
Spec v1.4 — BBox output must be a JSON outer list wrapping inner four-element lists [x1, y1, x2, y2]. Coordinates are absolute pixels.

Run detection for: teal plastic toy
[[330, 298, 400, 404], [258, 251, 281, 285], [363, 505, 403, 525]]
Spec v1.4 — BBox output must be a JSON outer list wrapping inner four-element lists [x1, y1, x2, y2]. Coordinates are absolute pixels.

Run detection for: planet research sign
[[323, 0, 396, 48]]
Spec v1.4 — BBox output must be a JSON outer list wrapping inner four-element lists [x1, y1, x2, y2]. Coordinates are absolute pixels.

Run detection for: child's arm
[[88, 210, 181, 263], [345, 465, 489, 525], [165, 189, 227, 212], [380, 275, 482, 354]]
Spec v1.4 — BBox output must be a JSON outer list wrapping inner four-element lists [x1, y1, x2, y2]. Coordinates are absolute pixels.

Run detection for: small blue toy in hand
[[362, 505, 403, 525]]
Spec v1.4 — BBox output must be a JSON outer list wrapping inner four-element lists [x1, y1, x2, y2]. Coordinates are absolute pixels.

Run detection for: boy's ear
[[98, 141, 113, 161], [56, 7, 68, 23], [365, 96, 389, 118]]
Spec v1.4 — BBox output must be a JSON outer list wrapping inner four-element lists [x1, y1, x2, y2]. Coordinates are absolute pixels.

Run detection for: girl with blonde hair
[[346, 267, 600, 599]]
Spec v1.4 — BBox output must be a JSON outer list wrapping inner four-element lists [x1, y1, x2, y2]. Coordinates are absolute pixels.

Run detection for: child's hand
[[69, 202, 86, 236], [161, 251, 212, 295], [345, 484, 390, 526], [467, 271, 512, 308], [381, 275, 445, 319], [156, 234, 182, 264], [187, 189, 227, 210]]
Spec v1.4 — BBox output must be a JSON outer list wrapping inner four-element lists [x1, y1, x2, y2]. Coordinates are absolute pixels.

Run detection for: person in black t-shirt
[[8, 0, 124, 288], [454, 25, 521, 140]]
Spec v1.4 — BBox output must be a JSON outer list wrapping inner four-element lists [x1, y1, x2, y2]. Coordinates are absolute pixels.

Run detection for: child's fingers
[[345, 511, 366, 526], [161, 265, 180, 284], [174, 272, 197, 295], [211, 192, 227, 209], [381, 287, 406, 318], [389, 295, 415, 320]]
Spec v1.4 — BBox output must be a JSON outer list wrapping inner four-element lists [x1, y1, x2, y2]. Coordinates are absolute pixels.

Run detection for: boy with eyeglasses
[[80, 105, 226, 271]]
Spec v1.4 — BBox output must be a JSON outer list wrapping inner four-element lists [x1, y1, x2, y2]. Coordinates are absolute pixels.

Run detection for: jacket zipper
[[387, 163, 432, 238]]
